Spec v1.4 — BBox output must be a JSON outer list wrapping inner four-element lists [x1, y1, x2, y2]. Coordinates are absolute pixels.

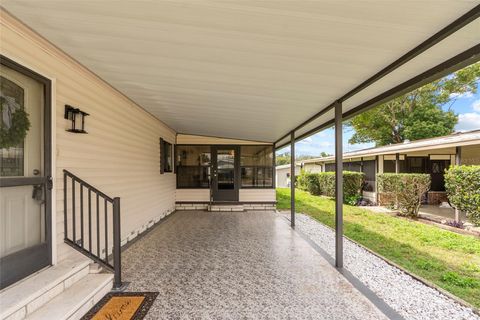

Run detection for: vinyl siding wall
[[1, 11, 176, 262]]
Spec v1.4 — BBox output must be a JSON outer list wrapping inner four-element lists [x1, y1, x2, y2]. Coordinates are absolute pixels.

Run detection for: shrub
[[343, 171, 365, 199], [445, 165, 480, 226], [317, 172, 335, 197], [297, 170, 318, 194], [296, 169, 308, 191], [377, 173, 431, 217], [297, 170, 364, 204]]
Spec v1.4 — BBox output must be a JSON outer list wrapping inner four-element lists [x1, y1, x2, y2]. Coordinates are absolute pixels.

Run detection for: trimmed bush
[[377, 173, 431, 217], [344, 171, 365, 201], [297, 170, 364, 204], [317, 172, 335, 197], [445, 165, 480, 226]]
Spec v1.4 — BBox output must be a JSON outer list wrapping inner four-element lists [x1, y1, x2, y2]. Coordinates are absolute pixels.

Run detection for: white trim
[[429, 154, 451, 160]]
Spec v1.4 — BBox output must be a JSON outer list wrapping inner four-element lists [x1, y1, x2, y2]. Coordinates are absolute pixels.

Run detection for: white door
[[0, 60, 51, 289]]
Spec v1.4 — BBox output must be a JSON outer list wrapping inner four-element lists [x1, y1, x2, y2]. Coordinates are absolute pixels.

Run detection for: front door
[[430, 160, 450, 191], [0, 57, 52, 289], [211, 146, 239, 202]]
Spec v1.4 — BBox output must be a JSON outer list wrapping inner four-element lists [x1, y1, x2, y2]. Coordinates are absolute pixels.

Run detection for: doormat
[[81, 292, 158, 320]]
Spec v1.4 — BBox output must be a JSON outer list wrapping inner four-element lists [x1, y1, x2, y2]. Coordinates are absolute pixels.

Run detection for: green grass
[[276, 188, 480, 308]]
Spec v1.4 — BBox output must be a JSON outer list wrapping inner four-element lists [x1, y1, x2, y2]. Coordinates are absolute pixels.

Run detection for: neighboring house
[[275, 163, 301, 188], [278, 130, 480, 204]]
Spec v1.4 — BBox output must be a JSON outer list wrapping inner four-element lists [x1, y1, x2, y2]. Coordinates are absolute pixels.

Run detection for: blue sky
[[277, 81, 480, 157]]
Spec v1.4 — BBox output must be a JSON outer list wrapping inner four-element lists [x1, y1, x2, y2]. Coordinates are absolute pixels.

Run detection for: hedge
[[297, 170, 364, 204], [377, 173, 431, 217], [445, 165, 480, 226]]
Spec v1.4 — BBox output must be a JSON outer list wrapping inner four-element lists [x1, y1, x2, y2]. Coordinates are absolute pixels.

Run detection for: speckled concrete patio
[[122, 211, 387, 319]]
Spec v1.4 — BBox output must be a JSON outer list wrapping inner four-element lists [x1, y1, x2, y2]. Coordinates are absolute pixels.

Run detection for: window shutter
[[172, 144, 176, 174], [160, 137, 164, 174]]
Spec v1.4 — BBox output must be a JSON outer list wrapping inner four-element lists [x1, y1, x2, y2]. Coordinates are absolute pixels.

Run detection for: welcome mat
[[82, 292, 158, 320]]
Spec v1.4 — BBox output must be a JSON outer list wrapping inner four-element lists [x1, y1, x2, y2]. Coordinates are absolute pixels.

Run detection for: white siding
[[239, 189, 276, 202], [175, 189, 276, 202], [176, 189, 210, 202], [1, 11, 176, 262]]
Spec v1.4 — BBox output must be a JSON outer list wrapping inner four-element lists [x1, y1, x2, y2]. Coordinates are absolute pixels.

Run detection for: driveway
[[122, 211, 387, 319]]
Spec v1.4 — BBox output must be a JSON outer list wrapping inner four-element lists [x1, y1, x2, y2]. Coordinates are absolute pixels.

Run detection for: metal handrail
[[63, 169, 122, 289]]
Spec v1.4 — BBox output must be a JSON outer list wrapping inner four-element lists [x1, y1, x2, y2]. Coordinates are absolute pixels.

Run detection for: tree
[[275, 152, 332, 165], [276, 152, 290, 165], [347, 62, 480, 146]]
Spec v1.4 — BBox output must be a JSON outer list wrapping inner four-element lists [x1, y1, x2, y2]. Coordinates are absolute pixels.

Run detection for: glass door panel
[[217, 149, 235, 190], [212, 146, 239, 201]]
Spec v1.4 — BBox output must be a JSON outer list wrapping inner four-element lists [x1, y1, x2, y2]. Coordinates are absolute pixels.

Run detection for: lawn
[[276, 188, 480, 308]]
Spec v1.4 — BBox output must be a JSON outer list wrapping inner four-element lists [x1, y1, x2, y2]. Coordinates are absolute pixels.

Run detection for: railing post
[[112, 197, 122, 289]]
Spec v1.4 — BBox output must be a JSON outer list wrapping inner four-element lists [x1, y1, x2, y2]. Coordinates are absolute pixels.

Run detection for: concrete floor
[[122, 211, 387, 319], [419, 205, 466, 221]]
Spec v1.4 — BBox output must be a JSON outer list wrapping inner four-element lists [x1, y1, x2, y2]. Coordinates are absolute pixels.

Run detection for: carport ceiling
[[3, 1, 479, 142]]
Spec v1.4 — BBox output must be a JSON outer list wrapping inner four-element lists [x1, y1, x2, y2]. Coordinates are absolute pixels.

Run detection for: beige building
[[276, 130, 480, 203]]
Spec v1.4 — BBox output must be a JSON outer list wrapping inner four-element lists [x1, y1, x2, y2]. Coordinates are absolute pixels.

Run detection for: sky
[[277, 80, 480, 157]]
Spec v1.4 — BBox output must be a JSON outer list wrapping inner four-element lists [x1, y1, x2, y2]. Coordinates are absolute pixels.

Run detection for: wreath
[[0, 96, 31, 148]]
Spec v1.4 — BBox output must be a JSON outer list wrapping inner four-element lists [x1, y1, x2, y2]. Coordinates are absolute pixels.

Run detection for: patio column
[[334, 101, 343, 268], [454, 146, 462, 222], [290, 131, 295, 228], [395, 153, 400, 173]]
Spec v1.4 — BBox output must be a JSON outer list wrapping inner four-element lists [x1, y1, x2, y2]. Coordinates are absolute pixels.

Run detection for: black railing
[[63, 170, 122, 289]]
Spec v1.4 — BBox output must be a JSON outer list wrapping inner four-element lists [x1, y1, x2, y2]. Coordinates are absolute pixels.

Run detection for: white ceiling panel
[[3, 1, 479, 142]]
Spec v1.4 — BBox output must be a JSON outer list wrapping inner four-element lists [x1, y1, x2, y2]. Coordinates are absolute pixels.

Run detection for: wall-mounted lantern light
[[64, 104, 89, 133]]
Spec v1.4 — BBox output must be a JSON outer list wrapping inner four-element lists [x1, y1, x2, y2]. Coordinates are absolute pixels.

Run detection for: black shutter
[[160, 138, 164, 174], [172, 143, 176, 174]]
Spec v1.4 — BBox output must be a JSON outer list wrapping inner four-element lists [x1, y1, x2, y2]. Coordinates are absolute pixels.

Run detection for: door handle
[[46, 176, 53, 190], [32, 184, 44, 202]]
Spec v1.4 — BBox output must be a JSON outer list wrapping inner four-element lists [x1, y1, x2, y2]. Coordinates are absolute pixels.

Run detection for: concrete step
[[0, 251, 91, 320], [25, 273, 113, 320], [208, 204, 245, 212]]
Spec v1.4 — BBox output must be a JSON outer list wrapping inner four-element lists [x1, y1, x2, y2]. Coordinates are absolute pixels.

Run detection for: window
[[407, 157, 427, 173], [160, 138, 172, 173], [383, 160, 406, 173], [240, 145, 273, 188], [176, 145, 211, 188], [1, 76, 25, 176]]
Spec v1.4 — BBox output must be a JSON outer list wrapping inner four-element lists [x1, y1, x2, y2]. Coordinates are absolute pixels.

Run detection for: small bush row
[[297, 170, 364, 204]]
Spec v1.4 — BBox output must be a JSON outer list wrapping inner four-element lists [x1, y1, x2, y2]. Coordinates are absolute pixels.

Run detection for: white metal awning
[[3, 1, 479, 143]]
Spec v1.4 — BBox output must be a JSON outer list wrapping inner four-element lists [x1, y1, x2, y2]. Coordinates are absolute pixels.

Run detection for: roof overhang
[[300, 130, 480, 164], [2, 2, 479, 144]]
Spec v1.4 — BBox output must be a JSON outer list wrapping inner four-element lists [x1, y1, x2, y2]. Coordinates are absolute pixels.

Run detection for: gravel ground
[[282, 212, 480, 320]]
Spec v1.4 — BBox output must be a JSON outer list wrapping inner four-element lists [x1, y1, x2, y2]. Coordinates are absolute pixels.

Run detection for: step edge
[[25, 273, 113, 320], [0, 255, 91, 319]]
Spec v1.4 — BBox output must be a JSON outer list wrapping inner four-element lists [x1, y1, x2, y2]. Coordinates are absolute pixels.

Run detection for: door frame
[[0, 55, 53, 288], [211, 145, 240, 202]]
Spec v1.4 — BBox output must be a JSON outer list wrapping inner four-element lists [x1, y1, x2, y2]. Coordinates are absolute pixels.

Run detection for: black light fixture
[[64, 105, 89, 133]]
